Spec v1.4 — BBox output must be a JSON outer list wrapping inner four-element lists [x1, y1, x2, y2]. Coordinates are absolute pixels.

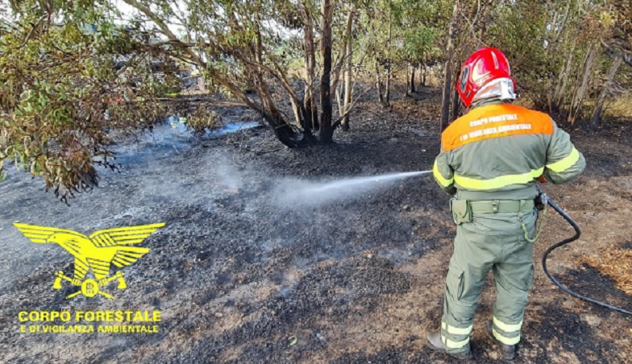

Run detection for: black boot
[[485, 321, 517, 360], [427, 332, 472, 361]]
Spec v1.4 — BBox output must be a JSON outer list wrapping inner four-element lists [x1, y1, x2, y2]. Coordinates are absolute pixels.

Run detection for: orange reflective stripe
[[442, 104, 554, 152]]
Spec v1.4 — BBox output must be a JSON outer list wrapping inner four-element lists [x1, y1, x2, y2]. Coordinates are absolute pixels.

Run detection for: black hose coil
[[542, 197, 632, 315]]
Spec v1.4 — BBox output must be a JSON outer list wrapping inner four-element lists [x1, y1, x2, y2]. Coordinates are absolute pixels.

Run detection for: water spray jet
[[275, 170, 433, 207], [305, 171, 432, 193]]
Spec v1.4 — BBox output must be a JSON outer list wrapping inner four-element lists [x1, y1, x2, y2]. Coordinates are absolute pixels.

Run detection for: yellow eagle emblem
[[14, 222, 165, 300]]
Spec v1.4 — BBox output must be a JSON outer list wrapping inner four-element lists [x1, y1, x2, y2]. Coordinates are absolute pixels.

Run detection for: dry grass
[[605, 94, 632, 118], [584, 244, 632, 296]]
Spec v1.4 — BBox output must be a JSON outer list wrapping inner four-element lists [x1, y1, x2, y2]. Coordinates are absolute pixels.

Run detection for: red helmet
[[457, 47, 515, 108]]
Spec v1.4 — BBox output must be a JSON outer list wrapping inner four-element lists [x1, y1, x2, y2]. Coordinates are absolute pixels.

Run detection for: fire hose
[[540, 191, 632, 315]]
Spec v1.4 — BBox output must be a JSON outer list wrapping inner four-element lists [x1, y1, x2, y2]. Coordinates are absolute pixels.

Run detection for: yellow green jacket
[[433, 103, 585, 200]]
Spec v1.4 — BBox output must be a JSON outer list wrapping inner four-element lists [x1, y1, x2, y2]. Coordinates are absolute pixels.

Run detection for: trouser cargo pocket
[[450, 199, 472, 225]]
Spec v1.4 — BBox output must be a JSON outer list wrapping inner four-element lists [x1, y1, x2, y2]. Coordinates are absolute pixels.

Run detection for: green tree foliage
[[464, 0, 630, 124], [0, 1, 179, 202], [396, 0, 447, 65], [485, 1, 553, 107], [2, 0, 631, 200]]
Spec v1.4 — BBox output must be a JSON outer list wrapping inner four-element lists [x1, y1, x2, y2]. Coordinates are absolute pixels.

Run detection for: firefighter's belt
[[468, 200, 535, 214]]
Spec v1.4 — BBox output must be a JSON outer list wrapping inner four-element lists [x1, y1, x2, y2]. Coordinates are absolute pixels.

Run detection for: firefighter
[[427, 47, 585, 360]]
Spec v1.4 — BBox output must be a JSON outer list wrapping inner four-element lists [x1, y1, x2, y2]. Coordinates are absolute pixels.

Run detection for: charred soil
[[0, 91, 630, 363]]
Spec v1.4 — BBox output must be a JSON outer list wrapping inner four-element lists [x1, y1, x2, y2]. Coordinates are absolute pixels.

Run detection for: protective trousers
[[440, 208, 536, 355]]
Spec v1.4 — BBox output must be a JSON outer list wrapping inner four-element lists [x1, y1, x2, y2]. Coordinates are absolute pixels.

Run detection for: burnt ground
[[0, 89, 631, 363]]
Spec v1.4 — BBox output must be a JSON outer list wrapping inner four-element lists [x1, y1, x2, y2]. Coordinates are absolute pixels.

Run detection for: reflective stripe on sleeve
[[433, 161, 454, 187], [454, 168, 544, 190], [493, 317, 523, 332], [492, 327, 520, 345], [546, 147, 580, 173]]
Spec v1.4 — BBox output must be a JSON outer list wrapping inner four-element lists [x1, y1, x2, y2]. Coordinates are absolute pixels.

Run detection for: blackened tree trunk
[[441, 0, 459, 131], [450, 58, 461, 121], [318, 0, 334, 143], [299, 1, 319, 132], [451, 84, 461, 121]]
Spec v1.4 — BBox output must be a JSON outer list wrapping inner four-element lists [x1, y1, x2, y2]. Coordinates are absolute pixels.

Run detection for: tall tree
[[440, 0, 459, 131], [319, 0, 335, 142], [123, 0, 362, 146]]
